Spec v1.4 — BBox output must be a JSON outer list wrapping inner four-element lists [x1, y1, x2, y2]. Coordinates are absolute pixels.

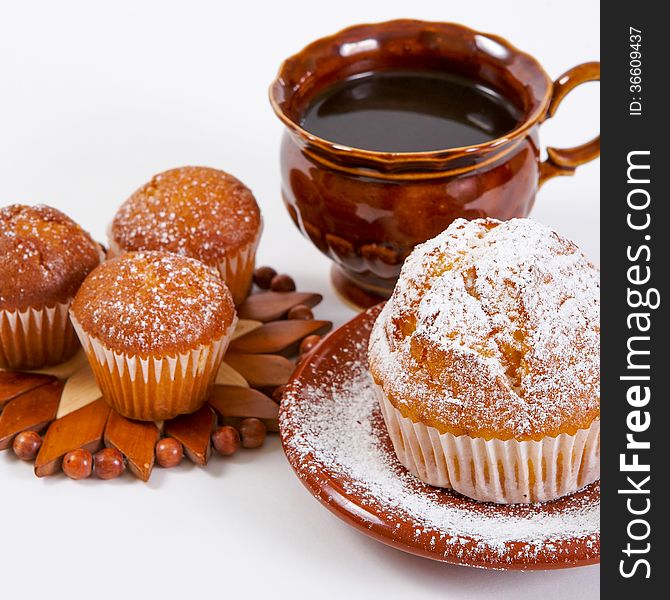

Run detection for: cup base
[[330, 266, 390, 311]]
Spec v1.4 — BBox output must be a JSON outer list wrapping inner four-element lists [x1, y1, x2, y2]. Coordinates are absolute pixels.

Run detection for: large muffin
[[70, 251, 236, 421], [368, 218, 600, 503], [109, 166, 262, 305], [0, 204, 102, 369]]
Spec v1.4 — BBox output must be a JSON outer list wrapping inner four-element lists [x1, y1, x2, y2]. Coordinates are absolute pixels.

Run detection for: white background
[[0, 1, 599, 598]]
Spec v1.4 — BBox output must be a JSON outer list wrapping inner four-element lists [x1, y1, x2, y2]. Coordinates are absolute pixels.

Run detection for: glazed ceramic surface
[[279, 305, 600, 569], [270, 20, 600, 306]]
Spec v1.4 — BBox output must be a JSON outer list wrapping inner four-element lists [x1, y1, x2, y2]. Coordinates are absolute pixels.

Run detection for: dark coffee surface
[[300, 69, 522, 152]]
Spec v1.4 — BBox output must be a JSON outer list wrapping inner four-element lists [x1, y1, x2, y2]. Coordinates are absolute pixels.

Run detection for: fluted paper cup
[[0, 300, 80, 369], [71, 315, 236, 421], [214, 225, 262, 306], [376, 385, 600, 504]]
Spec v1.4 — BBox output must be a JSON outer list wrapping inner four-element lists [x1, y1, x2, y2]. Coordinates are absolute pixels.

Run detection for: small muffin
[[0, 204, 102, 369], [109, 166, 262, 305], [70, 251, 236, 421], [368, 218, 600, 504]]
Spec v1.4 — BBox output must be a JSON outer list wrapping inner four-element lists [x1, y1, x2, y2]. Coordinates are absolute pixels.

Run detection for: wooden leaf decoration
[[230, 319, 263, 341], [228, 320, 332, 356], [237, 291, 322, 322], [224, 353, 294, 388], [104, 411, 160, 482], [164, 405, 215, 466], [0, 283, 332, 482], [209, 386, 279, 432], [215, 361, 249, 388], [0, 371, 56, 409], [34, 399, 110, 477], [27, 350, 89, 380], [0, 381, 63, 450], [57, 365, 102, 418]]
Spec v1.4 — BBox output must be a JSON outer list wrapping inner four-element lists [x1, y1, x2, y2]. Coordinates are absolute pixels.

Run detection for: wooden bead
[[94, 448, 125, 480], [270, 274, 296, 292], [239, 418, 266, 449], [253, 266, 277, 289], [12, 431, 42, 461], [155, 437, 183, 468], [299, 334, 321, 355], [212, 426, 241, 456], [62, 449, 93, 480], [287, 304, 314, 320]]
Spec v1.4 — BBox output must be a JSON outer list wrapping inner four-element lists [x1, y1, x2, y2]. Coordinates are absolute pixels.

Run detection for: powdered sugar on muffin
[[0, 204, 102, 311], [110, 166, 260, 262], [71, 251, 235, 357], [369, 218, 600, 441]]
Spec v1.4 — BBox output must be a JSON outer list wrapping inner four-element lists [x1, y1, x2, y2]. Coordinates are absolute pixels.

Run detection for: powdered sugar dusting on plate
[[281, 308, 599, 567]]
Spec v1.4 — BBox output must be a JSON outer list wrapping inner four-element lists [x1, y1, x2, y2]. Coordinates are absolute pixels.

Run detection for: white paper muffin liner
[[107, 221, 262, 306], [71, 314, 236, 421], [214, 224, 262, 306], [376, 385, 600, 504], [0, 300, 80, 369]]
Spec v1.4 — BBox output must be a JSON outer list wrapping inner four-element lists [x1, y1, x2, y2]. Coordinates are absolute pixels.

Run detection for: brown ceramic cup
[[270, 19, 600, 308]]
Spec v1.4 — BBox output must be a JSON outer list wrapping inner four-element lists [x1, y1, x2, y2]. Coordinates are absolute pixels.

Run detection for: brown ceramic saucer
[[279, 304, 600, 569]]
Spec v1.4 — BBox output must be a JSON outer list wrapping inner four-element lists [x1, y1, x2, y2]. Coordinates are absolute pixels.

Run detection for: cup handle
[[539, 61, 600, 187]]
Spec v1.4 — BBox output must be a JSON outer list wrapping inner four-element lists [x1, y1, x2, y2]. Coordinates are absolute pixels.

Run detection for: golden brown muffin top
[[71, 251, 235, 357], [0, 204, 102, 312], [110, 166, 261, 264], [368, 218, 600, 442]]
